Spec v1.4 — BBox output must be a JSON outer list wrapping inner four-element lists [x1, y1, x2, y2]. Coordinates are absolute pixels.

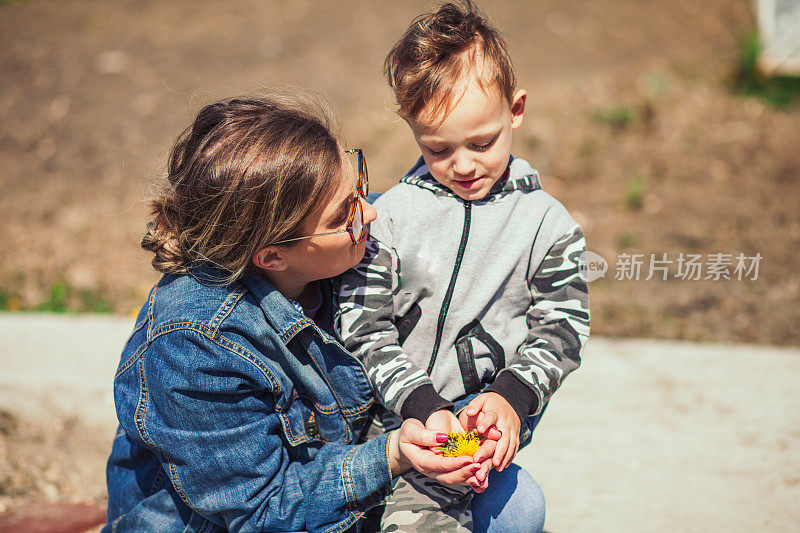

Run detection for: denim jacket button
[[305, 420, 319, 437]]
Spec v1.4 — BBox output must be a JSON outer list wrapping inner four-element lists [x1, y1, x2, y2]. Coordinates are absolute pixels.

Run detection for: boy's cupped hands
[[460, 392, 521, 472]]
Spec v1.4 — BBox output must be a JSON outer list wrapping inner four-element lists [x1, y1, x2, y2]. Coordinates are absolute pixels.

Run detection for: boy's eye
[[426, 146, 449, 155], [472, 137, 497, 152]]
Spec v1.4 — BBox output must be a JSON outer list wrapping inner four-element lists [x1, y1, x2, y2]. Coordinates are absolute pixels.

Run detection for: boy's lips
[[454, 176, 484, 189]]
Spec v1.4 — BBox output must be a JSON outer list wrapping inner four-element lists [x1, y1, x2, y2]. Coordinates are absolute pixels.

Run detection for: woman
[[103, 94, 482, 532]]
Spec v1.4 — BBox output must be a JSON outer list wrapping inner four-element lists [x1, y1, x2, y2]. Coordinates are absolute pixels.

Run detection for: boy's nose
[[452, 152, 475, 176]]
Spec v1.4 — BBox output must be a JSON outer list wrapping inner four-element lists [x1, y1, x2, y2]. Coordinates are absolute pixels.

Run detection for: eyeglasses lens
[[358, 152, 368, 197], [351, 198, 364, 243]]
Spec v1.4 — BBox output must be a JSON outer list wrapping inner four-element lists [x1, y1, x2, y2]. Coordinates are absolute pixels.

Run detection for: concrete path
[[0, 314, 125, 432], [1, 314, 798, 532], [517, 338, 800, 532]]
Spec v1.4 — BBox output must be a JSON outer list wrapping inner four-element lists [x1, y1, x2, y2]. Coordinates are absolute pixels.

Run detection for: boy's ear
[[252, 246, 288, 272], [510, 89, 527, 130]]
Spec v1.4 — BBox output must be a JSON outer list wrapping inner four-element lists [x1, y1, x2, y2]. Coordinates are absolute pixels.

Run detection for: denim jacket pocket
[[277, 391, 351, 446]]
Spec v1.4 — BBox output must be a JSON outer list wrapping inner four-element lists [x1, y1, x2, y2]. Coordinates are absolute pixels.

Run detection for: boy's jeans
[[471, 464, 546, 533]]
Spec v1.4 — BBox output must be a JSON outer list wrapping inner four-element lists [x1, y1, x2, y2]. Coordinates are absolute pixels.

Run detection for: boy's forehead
[[414, 49, 504, 117], [411, 78, 509, 134]]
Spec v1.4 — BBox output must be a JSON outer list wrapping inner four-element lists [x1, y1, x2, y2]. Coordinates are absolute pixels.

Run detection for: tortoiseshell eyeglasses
[[272, 149, 369, 245]]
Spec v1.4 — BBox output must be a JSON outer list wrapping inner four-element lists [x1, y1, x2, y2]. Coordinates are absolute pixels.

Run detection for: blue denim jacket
[[104, 268, 392, 532]]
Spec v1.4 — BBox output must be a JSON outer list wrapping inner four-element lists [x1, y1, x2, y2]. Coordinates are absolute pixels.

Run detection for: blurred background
[[0, 0, 798, 526], [1, 0, 799, 344]]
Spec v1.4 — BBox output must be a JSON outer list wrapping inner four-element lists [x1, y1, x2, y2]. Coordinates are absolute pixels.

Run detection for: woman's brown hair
[[141, 92, 342, 285], [385, 0, 516, 121]]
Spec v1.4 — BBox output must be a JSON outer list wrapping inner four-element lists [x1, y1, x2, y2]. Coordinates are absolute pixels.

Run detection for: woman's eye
[[334, 213, 350, 227], [330, 208, 349, 228]]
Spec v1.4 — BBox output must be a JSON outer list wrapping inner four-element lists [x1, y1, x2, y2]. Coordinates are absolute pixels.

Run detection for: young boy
[[337, 1, 589, 530]]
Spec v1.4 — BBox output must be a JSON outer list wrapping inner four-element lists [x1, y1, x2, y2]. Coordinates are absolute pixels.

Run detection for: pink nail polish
[[436, 433, 448, 443]]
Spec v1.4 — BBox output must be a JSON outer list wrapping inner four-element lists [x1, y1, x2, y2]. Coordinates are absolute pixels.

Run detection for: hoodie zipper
[[427, 200, 472, 374]]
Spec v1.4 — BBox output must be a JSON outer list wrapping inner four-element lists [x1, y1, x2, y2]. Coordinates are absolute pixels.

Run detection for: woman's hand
[[388, 419, 478, 485]]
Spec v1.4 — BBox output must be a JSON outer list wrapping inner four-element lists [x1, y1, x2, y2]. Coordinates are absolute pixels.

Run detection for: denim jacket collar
[[188, 264, 313, 341], [240, 271, 317, 342]]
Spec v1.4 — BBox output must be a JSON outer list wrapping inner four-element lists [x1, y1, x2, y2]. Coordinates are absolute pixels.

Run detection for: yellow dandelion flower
[[437, 431, 481, 457]]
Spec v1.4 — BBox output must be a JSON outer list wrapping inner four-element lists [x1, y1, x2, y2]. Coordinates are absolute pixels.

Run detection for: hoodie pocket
[[396, 301, 422, 346], [454, 320, 505, 395]]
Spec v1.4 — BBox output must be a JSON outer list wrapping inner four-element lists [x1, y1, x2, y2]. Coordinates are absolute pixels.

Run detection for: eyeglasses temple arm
[[271, 229, 348, 245]]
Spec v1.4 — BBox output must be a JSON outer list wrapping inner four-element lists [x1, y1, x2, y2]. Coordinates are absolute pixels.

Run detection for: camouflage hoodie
[[335, 156, 590, 425]]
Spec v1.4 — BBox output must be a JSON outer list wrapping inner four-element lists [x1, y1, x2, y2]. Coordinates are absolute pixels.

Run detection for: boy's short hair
[[385, 0, 516, 121]]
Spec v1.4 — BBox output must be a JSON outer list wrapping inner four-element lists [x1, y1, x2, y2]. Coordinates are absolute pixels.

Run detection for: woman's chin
[[353, 239, 368, 262], [337, 240, 367, 276]]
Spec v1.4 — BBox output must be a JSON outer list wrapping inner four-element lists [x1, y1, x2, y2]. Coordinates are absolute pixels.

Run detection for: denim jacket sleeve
[[135, 327, 392, 533]]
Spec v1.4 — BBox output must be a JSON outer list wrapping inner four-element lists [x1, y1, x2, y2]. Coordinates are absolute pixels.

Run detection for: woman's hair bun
[[140, 198, 190, 274]]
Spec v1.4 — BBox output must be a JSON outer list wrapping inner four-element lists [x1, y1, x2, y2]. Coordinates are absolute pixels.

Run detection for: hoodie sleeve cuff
[[485, 372, 539, 424], [399, 384, 454, 422]]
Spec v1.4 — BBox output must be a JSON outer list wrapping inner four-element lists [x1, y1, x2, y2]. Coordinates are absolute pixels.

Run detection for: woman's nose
[[362, 197, 377, 224]]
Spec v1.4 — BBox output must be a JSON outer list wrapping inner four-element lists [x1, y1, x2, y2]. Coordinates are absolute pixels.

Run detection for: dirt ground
[[0, 411, 109, 516], [1, 0, 798, 345], [0, 0, 799, 520]]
